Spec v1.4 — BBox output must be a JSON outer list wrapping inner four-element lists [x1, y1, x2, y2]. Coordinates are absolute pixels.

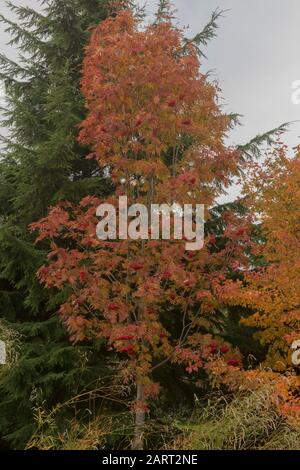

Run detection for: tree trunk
[[132, 382, 145, 450]]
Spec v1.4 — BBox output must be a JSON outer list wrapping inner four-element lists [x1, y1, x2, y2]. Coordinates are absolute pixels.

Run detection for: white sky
[[140, 0, 300, 151]]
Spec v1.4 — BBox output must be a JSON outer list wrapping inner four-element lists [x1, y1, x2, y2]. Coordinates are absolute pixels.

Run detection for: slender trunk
[[132, 382, 145, 450], [132, 173, 155, 451]]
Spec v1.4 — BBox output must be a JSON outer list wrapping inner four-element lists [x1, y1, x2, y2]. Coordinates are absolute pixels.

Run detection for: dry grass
[[26, 383, 300, 450], [26, 378, 132, 450], [169, 389, 300, 450]]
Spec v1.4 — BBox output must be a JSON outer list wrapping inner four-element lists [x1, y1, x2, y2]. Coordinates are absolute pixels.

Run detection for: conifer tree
[[0, 0, 113, 448]]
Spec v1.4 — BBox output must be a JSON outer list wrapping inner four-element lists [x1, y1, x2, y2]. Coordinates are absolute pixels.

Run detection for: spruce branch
[[0, 14, 46, 52], [0, 53, 31, 80], [155, 0, 176, 23], [183, 9, 226, 58], [5, 1, 46, 27], [237, 122, 291, 160]]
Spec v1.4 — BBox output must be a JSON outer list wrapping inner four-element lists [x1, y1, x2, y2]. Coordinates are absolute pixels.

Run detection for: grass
[[170, 389, 300, 450]]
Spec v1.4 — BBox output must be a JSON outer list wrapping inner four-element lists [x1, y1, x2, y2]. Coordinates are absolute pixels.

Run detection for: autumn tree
[[31, 6, 263, 449], [212, 144, 300, 422], [225, 146, 300, 371]]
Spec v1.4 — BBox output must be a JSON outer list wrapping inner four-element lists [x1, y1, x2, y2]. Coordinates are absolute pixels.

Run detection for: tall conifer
[[0, 0, 112, 448]]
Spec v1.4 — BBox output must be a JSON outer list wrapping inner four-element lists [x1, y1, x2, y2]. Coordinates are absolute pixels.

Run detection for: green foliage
[[0, 315, 111, 448], [0, 0, 111, 225], [0, 0, 113, 448], [183, 9, 225, 58], [155, 0, 176, 23], [237, 123, 290, 161]]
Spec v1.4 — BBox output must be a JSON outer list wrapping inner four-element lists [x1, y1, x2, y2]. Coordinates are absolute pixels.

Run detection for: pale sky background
[[140, 0, 300, 148], [1, 0, 300, 202]]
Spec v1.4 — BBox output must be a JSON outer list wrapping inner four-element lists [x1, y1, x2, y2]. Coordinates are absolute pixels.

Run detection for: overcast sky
[[1, 0, 300, 201], [139, 0, 300, 149]]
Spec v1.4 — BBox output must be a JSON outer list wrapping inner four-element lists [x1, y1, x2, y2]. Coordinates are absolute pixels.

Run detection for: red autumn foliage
[[31, 11, 251, 409]]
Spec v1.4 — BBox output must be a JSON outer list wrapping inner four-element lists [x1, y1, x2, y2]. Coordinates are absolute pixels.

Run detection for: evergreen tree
[[0, 0, 114, 448]]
